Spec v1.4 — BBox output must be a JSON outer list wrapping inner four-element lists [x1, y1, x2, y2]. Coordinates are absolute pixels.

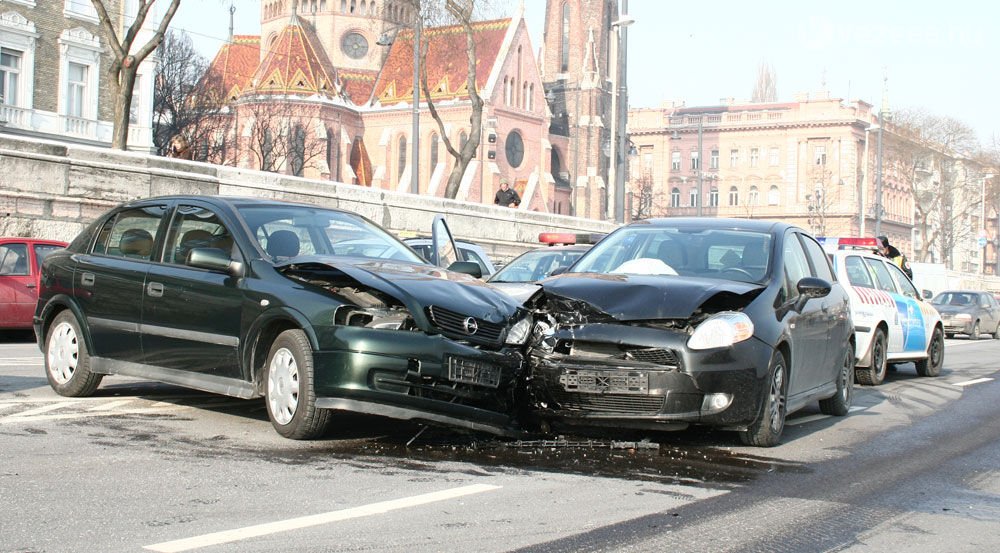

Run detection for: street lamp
[[859, 122, 880, 236], [607, 7, 634, 223], [874, 100, 891, 237], [377, 17, 422, 196]]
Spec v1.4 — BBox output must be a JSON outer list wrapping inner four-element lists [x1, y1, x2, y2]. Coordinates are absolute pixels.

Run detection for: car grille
[[549, 390, 665, 415], [426, 306, 504, 343], [623, 347, 680, 368]]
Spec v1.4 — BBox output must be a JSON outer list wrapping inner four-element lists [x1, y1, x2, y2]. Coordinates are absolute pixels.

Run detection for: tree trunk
[[112, 68, 137, 150]]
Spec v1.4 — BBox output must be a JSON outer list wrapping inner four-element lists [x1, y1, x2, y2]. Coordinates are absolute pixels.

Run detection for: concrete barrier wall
[[0, 134, 618, 264]]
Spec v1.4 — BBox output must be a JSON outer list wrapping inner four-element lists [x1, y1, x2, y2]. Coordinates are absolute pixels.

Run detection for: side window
[[166, 205, 236, 265], [799, 233, 835, 282], [33, 244, 62, 271], [845, 256, 875, 288], [92, 206, 167, 262], [864, 258, 897, 293], [886, 262, 918, 298], [0, 243, 29, 276], [782, 232, 811, 300], [979, 294, 990, 309]]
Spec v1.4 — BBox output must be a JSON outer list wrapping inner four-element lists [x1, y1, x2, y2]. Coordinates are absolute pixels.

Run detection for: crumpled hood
[[276, 256, 521, 323], [538, 273, 765, 321]]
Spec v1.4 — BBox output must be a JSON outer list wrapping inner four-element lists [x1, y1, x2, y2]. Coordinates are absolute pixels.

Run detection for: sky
[[170, 0, 999, 147]]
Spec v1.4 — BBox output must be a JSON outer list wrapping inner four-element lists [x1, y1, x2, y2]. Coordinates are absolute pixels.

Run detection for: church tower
[[259, 0, 414, 72], [542, 0, 618, 219]]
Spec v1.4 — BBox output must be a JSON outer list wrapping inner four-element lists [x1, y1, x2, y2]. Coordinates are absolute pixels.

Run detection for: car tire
[[856, 329, 887, 386], [740, 350, 787, 447], [915, 327, 945, 377], [44, 310, 103, 397], [820, 343, 854, 416], [946, 333, 955, 339], [969, 321, 980, 340], [265, 329, 331, 440], [992, 323, 1000, 339]]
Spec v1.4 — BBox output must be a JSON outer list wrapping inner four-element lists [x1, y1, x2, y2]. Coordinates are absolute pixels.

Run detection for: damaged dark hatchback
[[526, 218, 854, 446], [34, 196, 530, 439]]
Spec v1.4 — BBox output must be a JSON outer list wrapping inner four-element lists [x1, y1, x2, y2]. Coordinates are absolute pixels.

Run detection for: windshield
[[931, 292, 976, 307], [489, 248, 586, 283], [569, 226, 772, 283], [237, 205, 424, 264]]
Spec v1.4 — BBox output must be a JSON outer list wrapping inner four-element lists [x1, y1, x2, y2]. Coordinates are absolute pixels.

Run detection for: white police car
[[819, 238, 944, 385]]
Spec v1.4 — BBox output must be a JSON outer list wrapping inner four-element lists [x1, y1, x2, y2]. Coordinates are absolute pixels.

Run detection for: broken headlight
[[505, 314, 533, 345], [687, 312, 754, 350]]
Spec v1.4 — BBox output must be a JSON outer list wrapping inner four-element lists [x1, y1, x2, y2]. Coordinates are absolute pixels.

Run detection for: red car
[[0, 238, 68, 330]]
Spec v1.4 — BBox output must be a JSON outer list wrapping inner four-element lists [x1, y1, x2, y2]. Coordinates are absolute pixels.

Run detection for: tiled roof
[[198, 35, 260, 103], [373, 18, 510, 105], [339, 69, 379, 106], [249, 17, 337, 97]]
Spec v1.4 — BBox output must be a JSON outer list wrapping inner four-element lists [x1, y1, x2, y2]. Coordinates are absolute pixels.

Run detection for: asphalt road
[[1, 333, 998, 553]]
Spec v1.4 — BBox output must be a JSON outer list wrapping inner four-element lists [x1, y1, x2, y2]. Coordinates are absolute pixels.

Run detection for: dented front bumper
[[528, 323, 774, 430]]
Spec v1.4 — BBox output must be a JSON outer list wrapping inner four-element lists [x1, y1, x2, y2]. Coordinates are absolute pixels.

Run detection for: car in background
[[820, 237, 945, 385], [487, 233, 603, 303], [0, 238, 68, 330], [34, 196, 531, 439], [931, 290, 1000, 340], [525, 218, 855, 447], [404, 237, 496, 279]]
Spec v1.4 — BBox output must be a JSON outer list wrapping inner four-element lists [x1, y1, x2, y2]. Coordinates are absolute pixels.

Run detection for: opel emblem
[[462, 317, 479, 335]]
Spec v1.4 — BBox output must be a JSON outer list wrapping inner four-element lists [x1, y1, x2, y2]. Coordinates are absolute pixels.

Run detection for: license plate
[[447, 356, 502, 388], [559, 369, 649, 394]]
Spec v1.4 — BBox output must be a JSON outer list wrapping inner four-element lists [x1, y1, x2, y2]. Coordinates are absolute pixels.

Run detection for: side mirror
[[430, 214, 459, 269], [796, 276, 831, 299], [549, 266, 569, 276], [448, 261, 482, 278], [922, 290, 933, 300], [188, 247, 243, 277]]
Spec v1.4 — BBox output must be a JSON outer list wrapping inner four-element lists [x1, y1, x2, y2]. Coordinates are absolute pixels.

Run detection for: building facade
[[0, 0, 157, 151]]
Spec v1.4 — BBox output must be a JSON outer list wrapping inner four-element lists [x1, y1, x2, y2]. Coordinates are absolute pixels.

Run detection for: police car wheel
[[916, 327, 944, 377]]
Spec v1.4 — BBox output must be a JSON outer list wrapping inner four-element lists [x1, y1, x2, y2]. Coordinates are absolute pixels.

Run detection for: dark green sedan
[[34, 196, 531, 439]]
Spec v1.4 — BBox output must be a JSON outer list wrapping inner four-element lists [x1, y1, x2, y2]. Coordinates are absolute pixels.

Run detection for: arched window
[[768, 185, 780, 205], [429, 132, 439, 179], [560, 2, 570, 73], [728, 186, 739, 206], [341, 0, 346, 13], [504, 77, 512, 106], [522, 82, 528, 109], [749, 185, 759, 205], [670, 187, 680, 208], [350, 0, 356, 14], [326, 127, 340, 181], [397, 135, 407, 183], [527, 84, 533, 110]]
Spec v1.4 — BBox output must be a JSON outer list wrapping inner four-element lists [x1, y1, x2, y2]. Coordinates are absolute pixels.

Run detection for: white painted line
[[87, 399, 134, 411], [1, 401, 77, 419], [848, 405, 867, 412], [953, 377, 995, 387], [0, 404, 188, 424], [143, 483, 502, 553], [787, 413, 830, 426]]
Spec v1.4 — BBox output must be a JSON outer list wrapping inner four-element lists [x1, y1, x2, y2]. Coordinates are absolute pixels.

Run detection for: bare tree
[[751, 61, 777, 103], [628, 173, 665, 221], [240, 99, 326, 176], [91, 0, 181, 150], [153, 30, 209, 156]]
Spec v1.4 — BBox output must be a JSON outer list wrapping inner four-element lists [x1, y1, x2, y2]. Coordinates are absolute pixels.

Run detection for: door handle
[[146, 282, 164, 298], [81, 272, 95, 286], [26, 282, 36, 289]]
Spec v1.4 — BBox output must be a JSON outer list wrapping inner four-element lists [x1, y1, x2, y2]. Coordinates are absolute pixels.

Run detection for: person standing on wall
[[494, 179, 521, 208]]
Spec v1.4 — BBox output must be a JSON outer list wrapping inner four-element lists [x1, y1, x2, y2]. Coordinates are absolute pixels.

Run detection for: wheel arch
[[244, 307, 318, 396], [37, 295, 95, 356]]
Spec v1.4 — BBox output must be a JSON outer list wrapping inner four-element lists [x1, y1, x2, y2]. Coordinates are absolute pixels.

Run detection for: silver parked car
[[931, 290, 1000, 339]]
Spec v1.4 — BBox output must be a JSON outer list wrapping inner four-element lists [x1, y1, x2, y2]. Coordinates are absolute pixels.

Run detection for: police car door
[[884, 261, 930, 354], [862, 256, 906, 354]]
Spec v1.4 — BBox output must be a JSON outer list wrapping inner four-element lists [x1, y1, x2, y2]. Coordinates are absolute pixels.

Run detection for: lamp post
[[607, 7, 634, 223], [696, 114, 703, 217], [377, 17, 421, 195]]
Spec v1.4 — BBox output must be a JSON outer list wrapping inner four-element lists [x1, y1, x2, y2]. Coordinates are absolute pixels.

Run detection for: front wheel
[[740, 350, 787, 447], [915, 327, 945, 377], [45, 310, 103, 397], [856, 329, 887, 386], [820, 343, 854, 416], [265, 329, 331, 439], [969, 321, 981, 340], [992, 323, 1000, 340]]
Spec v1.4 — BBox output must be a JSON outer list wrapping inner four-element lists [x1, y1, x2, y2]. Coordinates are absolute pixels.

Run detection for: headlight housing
[[505, 314, 532, 345], [688, 312, 754, 350]]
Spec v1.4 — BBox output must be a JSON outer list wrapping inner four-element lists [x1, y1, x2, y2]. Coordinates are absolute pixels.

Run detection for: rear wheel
[[992, 323, 1000, 339], [820, 343, 854, 416], [265, 329, 331, 439], [740, 351, 787, 447], [45, 310, 103, 397], [856, 329, 887, 386], [915, 327, 945, 377], [969, 321, 981, 340]]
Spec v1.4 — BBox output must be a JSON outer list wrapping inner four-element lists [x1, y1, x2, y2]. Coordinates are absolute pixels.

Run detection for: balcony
[[0, 104, 29, 127], [64, 116, 96, 137]]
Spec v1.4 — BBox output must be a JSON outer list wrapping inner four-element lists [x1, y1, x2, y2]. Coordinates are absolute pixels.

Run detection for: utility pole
[[696, 115, 703, 217], [411, 15, 421, 195], [874, 109, 883, 237]]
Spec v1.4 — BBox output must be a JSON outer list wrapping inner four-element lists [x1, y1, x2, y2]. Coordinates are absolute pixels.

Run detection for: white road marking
[[848, 405, 867, 412], [142, 483, 503, 553], [2, 401, 78, 419], [953, 377, 995, 387], [787, 413, 830, 426], [87, 399, 134, 411]]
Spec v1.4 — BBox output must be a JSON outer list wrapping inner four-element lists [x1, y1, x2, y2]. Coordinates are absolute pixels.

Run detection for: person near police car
[[877, 235, 913, 279]]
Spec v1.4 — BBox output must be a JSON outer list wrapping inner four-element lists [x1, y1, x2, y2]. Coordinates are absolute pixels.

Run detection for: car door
[[780, 231, 827, 397], [864, 257, 906, 354], [74, 204, 169, 362], [799, 232, 849, 382], [0, 241, 33, 328], [140, 203, 246, 379], [884, 262, 929, 354]]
